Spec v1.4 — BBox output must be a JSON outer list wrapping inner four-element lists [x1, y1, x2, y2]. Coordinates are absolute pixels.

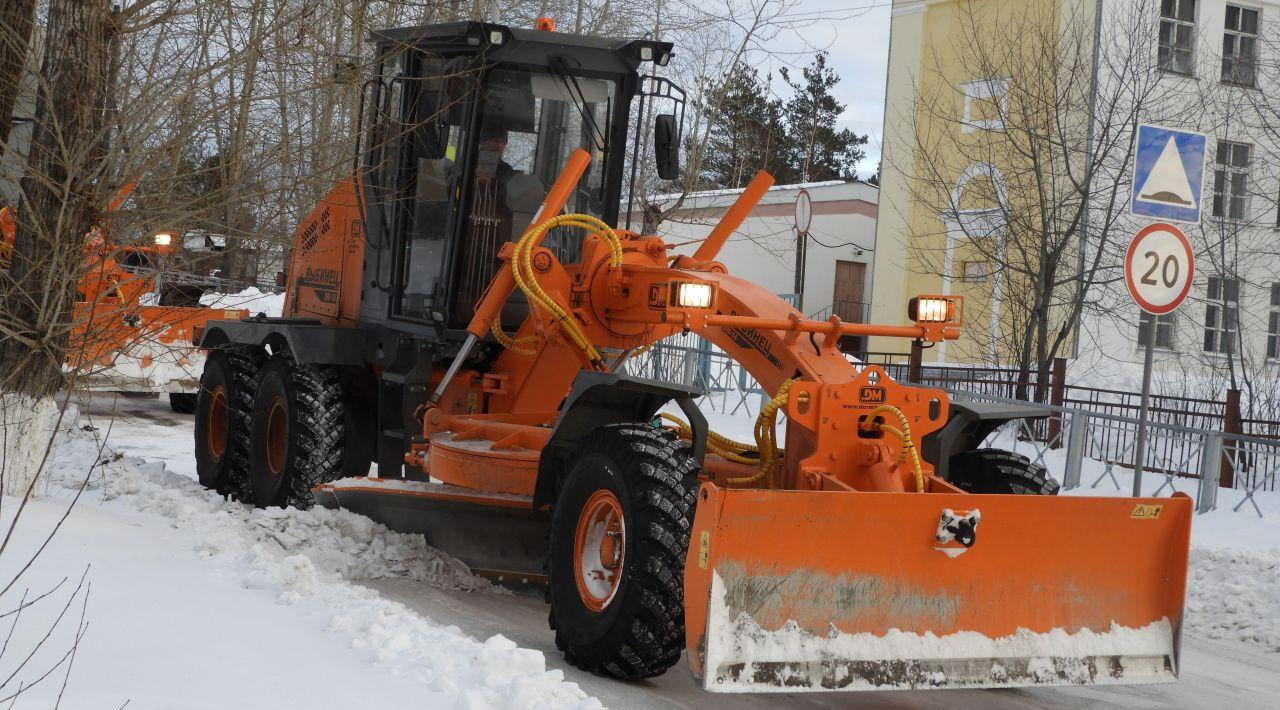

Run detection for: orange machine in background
[[1, 187, 248, 412]]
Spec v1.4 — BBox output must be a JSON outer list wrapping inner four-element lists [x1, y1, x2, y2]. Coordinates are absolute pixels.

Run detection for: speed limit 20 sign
[[1125, 222, 1195, 314]]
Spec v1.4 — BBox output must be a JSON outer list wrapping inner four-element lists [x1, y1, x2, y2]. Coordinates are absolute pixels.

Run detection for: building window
[[1222, 5, 1259, 86], [1160, 0, 1197, 74], [1203, 276, 1240, 354], [961, 260, 991, 282], [1268, 284, 1280, 359], [1212, 141, 1250, 220], [960, 77, 1009, 133], [1138, 311, 1176, 350]]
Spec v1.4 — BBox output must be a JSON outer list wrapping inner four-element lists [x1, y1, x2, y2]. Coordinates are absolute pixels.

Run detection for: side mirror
[[654, 113, 679, 180]]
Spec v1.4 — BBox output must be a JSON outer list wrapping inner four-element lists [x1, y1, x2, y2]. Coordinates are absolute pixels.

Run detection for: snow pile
[[703, 570, 1175, 691], [201, 287, 286, 317], [44, 413, 600, 709], [1185, 547, 1280, 651]]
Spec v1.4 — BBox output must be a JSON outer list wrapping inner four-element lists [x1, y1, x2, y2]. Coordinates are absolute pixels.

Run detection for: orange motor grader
[[2, 186, 247, 411], [191, 19, 1191, 693]]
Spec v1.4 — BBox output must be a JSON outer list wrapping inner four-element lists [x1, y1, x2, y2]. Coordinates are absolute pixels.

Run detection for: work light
[[909, 295, 958, 323], [675, 282, 713, 309]]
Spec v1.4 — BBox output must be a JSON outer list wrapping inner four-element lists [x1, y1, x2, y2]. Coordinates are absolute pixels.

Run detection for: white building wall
[[649, 181, 878, 320], [1074, 0, 1280, 393]]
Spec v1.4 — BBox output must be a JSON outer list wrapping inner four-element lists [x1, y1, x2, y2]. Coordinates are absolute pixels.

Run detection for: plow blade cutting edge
[[684, 485, 1192, 692]]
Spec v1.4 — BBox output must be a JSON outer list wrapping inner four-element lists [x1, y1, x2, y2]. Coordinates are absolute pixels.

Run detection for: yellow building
[[871, 0, 1092, 363]]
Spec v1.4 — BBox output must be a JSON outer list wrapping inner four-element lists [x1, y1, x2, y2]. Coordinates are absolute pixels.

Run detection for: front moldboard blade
[[683, 485, 1192, 692]]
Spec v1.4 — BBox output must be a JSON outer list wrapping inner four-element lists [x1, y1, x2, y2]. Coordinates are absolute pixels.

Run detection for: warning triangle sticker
[[1137, 137, 1196, 206]]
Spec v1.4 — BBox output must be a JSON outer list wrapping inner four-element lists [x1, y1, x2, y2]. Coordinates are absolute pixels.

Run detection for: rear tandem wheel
[[246, 352, 346, 508], [194, 346, 265, 498], [546, 424, 699, 679]]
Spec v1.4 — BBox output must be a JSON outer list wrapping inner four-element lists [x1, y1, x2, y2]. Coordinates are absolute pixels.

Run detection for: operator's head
[[479, 124, 509, 154]]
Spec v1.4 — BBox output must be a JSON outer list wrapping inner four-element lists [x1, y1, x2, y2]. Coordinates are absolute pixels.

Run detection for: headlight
[[153, 232, 173, 247], [909, 296, 956, 323], [675, 282, 713, 309]]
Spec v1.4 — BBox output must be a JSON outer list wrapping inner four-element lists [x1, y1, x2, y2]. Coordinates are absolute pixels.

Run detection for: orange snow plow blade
[[684, 485, 1192, 692]]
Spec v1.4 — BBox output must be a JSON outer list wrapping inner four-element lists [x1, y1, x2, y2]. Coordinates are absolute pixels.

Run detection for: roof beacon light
[[536, 17, 556, 32]]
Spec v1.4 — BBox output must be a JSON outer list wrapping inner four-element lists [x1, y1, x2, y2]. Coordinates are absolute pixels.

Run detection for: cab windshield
[[451, 66, 616, 321], [394, 57, 617, 323]]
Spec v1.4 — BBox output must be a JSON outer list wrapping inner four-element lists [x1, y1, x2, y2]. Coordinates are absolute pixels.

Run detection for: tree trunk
[[0, 0, 35, 149], [0, 0, 113, 397]]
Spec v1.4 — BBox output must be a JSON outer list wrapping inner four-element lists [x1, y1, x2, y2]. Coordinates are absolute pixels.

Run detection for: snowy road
[[67, 393, 1280, 708], [369, 578, 1280, 709]]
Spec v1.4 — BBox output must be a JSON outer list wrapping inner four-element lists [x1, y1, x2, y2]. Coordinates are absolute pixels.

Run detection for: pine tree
[[700, 62, 794, 188], [780, 52, 868, 182]]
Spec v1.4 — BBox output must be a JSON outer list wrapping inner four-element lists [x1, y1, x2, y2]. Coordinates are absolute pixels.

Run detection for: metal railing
[[949, 389, 1280, 517]]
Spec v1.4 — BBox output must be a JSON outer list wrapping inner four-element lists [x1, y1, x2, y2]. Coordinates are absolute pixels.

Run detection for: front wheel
[[948, 448, 1060, 495], [546, 424, 698, 680]]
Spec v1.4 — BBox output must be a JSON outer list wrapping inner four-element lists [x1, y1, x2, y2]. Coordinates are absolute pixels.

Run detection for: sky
[[751, 1, 894, 180]]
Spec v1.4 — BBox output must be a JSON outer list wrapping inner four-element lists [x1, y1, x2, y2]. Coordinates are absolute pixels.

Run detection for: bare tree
[[0, 0, 35, 150]]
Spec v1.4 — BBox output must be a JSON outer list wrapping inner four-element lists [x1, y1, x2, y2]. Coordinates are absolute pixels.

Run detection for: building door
[[832, 260, 867, 324]]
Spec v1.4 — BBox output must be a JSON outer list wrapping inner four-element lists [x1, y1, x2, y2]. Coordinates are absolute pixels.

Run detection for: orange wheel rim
[[573, 489, 625, 612], [207, 386, 228, 462], [266, 396, 288, 476]]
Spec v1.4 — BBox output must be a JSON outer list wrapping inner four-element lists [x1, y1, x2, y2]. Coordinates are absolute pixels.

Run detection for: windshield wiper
[[548, 56, 608, 152]]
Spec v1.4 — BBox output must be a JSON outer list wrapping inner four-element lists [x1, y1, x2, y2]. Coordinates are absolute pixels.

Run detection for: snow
[[0, 404, 600, 709], [703, 571, 1176, 692], [200, 287, 286, 317], [74, 341, 206, 393]]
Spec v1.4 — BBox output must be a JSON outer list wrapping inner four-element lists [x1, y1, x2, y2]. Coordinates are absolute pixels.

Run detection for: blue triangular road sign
[[1131, 124, 1207, 224]]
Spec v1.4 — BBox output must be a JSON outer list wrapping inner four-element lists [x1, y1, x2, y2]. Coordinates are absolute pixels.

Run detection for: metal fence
[[948, 389, 1280, 518], [623, 335, 1280, 517]]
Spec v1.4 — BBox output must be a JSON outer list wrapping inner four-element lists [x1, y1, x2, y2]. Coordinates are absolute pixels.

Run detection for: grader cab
[[192, 19, 1192, 693]]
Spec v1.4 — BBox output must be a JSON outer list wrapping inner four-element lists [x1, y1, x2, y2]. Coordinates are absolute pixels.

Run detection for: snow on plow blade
[[683, 484, 1192, 692]]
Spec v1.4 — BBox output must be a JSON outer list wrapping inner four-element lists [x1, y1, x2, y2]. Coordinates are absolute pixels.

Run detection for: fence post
[[1198, 433, 1222, 513], [1062, 410, 1088, 490], [908, 339, 923, 383], [1048, 357, 1067, 448], [1220, 388, 1241, 488]]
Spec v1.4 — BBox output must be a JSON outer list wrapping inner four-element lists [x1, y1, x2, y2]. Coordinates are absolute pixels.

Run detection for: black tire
[[247, 353, 345, 508], [168, 393, 198, 414], [948, 448, 1060, 495], [194, 347, 264, 497], [546, 424, 699, 680]]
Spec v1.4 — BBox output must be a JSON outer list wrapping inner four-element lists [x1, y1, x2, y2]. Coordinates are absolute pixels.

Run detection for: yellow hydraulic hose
[[659, 377, 797, 487], [658, 412, 760, 465], [863, 404, 925, 493], [503, 213, 623, 366], [490, 318, 538, 355]]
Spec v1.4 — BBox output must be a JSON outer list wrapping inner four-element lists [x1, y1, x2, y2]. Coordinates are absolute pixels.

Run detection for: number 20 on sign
[[1125, 222, 1195, 315]]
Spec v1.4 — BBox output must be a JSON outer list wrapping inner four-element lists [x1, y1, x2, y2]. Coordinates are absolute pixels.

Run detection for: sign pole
[[793, 189, 812, 312], [1132, 315, 1157, 496]]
